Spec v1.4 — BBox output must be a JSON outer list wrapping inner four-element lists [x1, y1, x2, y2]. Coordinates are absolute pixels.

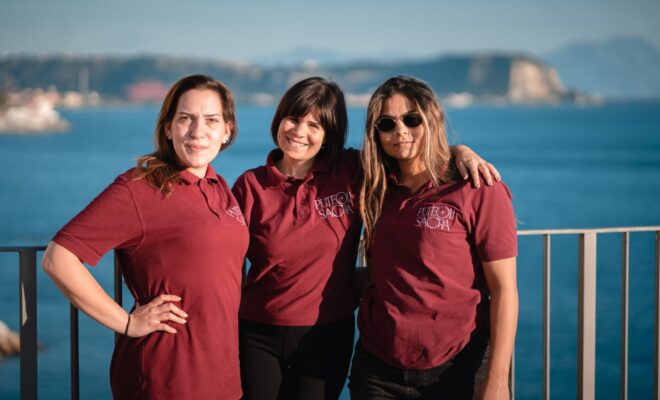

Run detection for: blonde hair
[[359, 76, 457, 246]]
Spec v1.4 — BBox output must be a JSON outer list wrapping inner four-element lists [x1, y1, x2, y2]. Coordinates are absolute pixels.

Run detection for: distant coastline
[[0, 53, 597, 109]]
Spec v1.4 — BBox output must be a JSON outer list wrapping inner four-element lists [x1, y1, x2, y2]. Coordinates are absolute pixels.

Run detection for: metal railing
[[2, 225, 660, 400], [0, 246, 43, 400], [515, 226, 660, 400], [0, 246, 122, 400]]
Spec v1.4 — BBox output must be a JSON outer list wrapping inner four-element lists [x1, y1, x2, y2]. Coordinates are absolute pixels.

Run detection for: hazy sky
[[2, 0, 658, 62]]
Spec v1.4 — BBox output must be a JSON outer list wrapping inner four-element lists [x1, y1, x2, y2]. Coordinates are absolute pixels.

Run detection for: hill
[[0, 53, 573, 105], [545, 36, 660, 99]]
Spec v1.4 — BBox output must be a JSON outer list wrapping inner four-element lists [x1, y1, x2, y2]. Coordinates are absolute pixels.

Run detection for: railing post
[[578, 233, 597, 400], [621, 232, 629, 400], [70, 304, 79, 400], [655, 231, 660, 400], [543, 234, 551, 400], [19, 249, 38, 400]]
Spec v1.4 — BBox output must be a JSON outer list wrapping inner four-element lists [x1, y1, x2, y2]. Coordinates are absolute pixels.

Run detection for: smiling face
[[166, 88, 231, 178], [276, 111, 326, 167], [377, 93, 426, 171]]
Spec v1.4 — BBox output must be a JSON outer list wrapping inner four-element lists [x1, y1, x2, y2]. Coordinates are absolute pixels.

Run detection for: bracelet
[[124, 314, 131, 336]]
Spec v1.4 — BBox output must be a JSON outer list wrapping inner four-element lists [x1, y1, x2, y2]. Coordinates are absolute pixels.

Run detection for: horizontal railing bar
[[0, 246, 47, 252], [519, 226, 660, 236], [1, 227, 658, 253]]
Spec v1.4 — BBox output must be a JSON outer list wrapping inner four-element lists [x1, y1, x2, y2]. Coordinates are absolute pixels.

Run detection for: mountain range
[[1, 35, 657, 105], [544, 36, 660, 99], [0, 53, 571, 106], [253, 35, 660, 100]]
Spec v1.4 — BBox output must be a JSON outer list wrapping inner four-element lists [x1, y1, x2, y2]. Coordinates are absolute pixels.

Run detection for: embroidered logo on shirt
[[314, 191, 354, 219], [415, 204, 455, 231], [226, 205, 246, 225]]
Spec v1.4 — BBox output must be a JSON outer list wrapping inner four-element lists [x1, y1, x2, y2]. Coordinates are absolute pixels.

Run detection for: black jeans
[[349, 330, 490, 400], [239, 315, 355, 400]]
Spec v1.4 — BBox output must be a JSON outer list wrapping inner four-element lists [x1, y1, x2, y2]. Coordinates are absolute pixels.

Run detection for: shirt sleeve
[[231, 171, 255, 228], [52, 173, 143, 266], [472, 181, 518, 262]]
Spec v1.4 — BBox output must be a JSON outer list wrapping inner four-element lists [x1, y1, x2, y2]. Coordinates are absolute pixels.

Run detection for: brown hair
[[270, 77, 348, 165], [359, 76, 457, 245], [135, 75, 237, 194]]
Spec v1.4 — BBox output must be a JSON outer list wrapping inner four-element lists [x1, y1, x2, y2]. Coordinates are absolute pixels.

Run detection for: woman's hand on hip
[[126, 294, 188, 337]]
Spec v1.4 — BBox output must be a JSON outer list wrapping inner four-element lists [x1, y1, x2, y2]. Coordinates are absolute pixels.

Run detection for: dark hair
[[270, 77, 348, 165], [135, 74, 237, 194]]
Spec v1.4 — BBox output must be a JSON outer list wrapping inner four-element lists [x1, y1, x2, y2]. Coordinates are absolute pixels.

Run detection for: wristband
[[124, 314, 131, 336]]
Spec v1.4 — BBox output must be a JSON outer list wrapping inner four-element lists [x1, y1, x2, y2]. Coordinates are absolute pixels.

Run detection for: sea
[[1, 102, 659, 399]]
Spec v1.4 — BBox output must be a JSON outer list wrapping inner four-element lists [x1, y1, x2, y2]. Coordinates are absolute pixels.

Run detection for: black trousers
[[349, 330, 490, 400], [239, 314, 355, 400]]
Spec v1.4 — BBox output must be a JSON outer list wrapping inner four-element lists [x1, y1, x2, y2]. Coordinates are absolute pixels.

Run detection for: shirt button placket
[[199, 179, 221, 218], [296, 184, 310, 223]]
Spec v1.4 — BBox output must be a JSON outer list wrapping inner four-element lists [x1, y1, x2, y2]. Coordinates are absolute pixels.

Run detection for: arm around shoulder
[[450, 144, 501, 188]]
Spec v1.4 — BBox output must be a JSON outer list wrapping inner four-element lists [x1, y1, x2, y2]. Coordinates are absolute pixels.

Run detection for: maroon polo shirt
[[232, 148, 362, 325], [358, 178, 517, 369], [53, 165, 249, 399]]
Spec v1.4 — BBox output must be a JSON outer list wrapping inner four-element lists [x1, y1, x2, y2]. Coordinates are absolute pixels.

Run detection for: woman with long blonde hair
[[353, 76, 518, 399]]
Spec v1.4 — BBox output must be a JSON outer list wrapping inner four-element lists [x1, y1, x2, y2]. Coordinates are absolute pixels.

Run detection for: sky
[[1, 0, 659, 63]]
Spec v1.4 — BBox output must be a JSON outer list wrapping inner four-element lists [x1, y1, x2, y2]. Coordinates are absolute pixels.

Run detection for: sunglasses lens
[[403, 114, 423, 128], [376, 117, 396, 132]]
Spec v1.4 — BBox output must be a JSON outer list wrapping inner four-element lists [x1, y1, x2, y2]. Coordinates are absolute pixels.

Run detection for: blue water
[[1, 102, 659, 399]]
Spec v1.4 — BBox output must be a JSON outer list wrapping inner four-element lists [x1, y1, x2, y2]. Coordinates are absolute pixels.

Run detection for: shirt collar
[[180, 164, 220, 185], [265, 148, 329, 188], [387, 168, 435, 194]]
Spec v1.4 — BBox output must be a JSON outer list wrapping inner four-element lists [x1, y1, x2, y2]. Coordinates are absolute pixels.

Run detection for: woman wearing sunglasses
[[352, 76, 518, 399], [42, 75, 248, 399], [232, 76, 500, 400]]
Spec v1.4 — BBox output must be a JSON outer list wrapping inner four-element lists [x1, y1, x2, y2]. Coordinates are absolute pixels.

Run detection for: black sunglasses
[[375, 113, 423, 133]]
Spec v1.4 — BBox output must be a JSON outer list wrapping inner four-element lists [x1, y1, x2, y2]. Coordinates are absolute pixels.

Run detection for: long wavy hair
[[359, 76, 457, 246], [270, 77, 348, 166], [135, 74, 237, 194]]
